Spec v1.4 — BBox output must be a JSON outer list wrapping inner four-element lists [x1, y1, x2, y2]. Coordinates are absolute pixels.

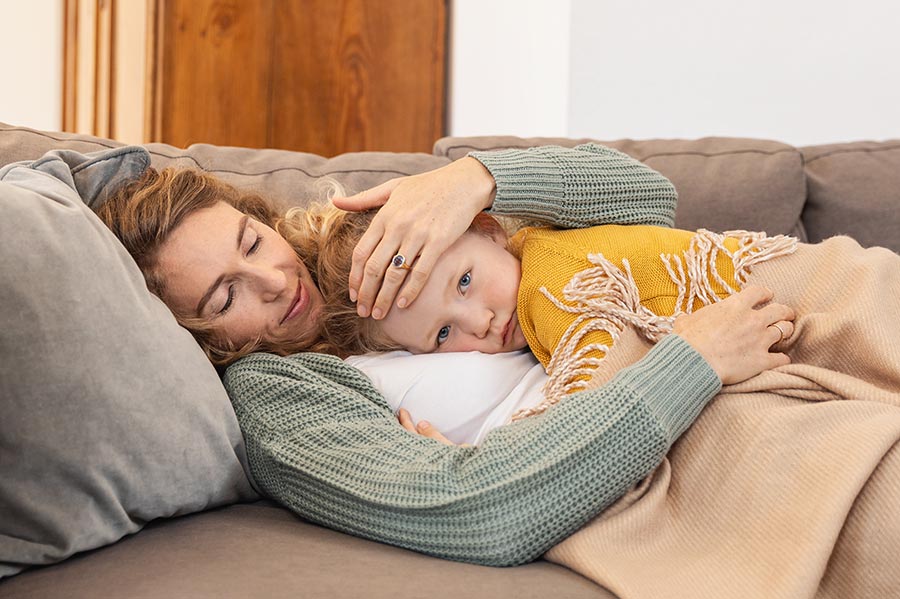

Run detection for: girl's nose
[[462, 308, 493, 338]]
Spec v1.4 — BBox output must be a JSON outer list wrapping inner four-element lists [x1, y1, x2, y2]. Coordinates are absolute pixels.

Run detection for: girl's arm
[[224, 334, 719, 567]]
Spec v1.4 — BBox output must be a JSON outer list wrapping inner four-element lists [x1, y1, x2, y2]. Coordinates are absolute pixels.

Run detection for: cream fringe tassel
[[512, 229, 798, 421]]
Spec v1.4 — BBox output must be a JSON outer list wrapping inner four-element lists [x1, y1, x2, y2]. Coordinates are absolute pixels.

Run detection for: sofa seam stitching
[[0, 127, 428, 178], [804, 144, 900, 164], [447, 143, 802, 161]]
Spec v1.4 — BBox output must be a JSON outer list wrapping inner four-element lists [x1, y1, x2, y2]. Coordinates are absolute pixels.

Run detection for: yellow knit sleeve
[[516, 228, 615, 371]]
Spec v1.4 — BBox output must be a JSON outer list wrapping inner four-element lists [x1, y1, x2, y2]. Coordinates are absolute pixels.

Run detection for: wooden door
[[65, 0, 446, 155]]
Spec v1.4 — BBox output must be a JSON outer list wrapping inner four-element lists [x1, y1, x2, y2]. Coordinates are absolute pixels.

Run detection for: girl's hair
[[99, 168, 510, 363], [290, 202, 510, 359], [97, 167, 300, 366]]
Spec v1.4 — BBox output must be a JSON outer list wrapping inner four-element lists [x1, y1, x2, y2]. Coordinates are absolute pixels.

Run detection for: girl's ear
[[470, 212, 508, 246]]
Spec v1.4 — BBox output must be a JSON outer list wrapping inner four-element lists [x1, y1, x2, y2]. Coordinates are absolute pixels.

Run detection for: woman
[[99, 143, 792, 565]]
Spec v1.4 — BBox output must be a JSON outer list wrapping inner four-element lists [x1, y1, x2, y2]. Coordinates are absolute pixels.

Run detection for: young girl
[[310, 199, 900, 442]]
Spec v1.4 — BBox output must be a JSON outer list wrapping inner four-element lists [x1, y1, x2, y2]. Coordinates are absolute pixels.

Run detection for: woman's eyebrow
[[195, 215, 250, 315]]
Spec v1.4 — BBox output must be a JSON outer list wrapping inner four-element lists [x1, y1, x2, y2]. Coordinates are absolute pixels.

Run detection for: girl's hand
[[673, 285, 795, 385], [331, 157, 496, 320], [397, 409, 466, 446]]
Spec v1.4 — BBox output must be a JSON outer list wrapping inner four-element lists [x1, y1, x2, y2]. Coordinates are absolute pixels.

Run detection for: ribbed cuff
[[468, 148, 566, 219], [613, 334, 722, 443]]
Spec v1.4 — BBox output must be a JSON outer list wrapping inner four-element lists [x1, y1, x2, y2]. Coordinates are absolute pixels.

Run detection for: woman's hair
[[99, 167, 511, 363], [98, 167, 287, 366], [292, 203, 510, 359]]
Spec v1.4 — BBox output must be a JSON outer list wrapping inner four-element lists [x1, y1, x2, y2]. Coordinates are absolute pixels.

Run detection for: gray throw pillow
[[0, 148, 258, 578]]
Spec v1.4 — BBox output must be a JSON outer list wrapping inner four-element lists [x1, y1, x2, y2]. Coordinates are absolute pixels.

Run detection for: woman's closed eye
[[247, 232, 262, 255], [220, 285, 235, 315], [218, 233, 263, 316]]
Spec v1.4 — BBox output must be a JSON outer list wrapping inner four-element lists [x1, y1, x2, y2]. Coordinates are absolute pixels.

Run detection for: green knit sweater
[[223, 143, 720, 566]]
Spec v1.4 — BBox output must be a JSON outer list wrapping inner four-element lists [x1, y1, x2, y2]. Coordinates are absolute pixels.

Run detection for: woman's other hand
[[331, 157, 496, 320], [673, 285, 795, 385], [397, 409, 467, 446]]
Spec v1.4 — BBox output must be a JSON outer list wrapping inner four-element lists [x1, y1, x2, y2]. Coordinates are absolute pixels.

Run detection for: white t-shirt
[[345, 350, 548, 446]]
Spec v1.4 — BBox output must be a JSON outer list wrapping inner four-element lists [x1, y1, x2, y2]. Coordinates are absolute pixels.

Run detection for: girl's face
[[377, 230, 527, 354], [155, 201, 324, 347]]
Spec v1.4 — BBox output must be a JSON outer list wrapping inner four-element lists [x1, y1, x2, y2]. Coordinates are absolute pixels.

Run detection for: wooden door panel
[[65, 0, 445, 154], [270, 0, 446, 155], [154, 0, 274, 148]]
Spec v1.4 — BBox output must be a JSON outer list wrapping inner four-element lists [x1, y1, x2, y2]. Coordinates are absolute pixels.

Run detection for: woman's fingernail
[[349, 288, 357, 302], [372, 307, 383, 320], [418, 421, 431, 431], [397, 297, 408, 309], [358, 305, 369, 318]]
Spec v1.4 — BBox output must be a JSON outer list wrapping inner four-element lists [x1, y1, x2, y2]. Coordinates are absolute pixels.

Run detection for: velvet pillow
[[0, 148, 258, 578]]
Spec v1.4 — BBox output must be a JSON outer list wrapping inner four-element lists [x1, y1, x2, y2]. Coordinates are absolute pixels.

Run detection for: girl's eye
[[436, 325, 451, 345], [220, 285, 235, 315], [458, 271, 471, 292]]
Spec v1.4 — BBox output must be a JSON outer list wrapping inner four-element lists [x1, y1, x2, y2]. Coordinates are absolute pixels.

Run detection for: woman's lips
[[282, 280, 308, 324]]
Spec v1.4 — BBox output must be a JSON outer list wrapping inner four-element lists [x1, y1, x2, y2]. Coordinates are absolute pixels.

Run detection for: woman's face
[[155, 201, 324, 347]]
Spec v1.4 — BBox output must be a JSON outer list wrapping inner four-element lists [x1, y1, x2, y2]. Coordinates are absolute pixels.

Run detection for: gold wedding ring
[[770, 322, 787, 342]]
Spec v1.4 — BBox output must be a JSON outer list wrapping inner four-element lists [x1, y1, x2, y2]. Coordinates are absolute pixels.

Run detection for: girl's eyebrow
[[195, 215, 250, 315]]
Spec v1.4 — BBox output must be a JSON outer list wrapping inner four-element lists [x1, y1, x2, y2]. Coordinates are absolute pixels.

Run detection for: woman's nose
[[248, 264, 287, 301]]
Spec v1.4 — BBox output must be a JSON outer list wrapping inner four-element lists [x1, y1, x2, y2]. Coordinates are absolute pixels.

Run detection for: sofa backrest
[[3, 122, 899, 252], [436, 135, 900, 253]]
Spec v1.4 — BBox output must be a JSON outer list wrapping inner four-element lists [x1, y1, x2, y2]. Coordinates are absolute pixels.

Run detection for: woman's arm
[[224, 285, 791, 566], [473, 143, 677, 228], [334, 143, 677, 319], [224, 333, 719, 567]]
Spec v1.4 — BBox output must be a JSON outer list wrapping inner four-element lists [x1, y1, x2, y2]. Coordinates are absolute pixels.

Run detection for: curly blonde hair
[[99, 168, 512, 364], [97, 167, 321, 366], [284, 203, 513, 359]]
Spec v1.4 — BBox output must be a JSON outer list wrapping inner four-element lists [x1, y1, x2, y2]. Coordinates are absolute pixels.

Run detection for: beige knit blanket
[[545, 236, 900, 599]]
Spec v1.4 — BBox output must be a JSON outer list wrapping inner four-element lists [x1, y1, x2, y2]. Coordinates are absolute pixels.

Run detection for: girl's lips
[[282, 280, 308, 324], [502, 313, 515, 346]]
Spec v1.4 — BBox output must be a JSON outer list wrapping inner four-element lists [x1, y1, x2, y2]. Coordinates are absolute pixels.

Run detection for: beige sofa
[[1, 122, 898, 598]]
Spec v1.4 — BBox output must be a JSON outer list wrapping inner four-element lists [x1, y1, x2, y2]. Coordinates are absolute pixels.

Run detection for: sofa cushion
[[0, 503, 613, 599], [0, 149, 258, 578], [0, 123, 451, 212], [435, 136, 807, 239], [801, 141, 900, 252], [0, 123, 456, 578]]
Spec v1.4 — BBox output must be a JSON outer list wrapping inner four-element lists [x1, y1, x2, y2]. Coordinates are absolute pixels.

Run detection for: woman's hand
[[397, 409, 467, 446], [331, 157, 496, 319], [673, 285, 795, 385]]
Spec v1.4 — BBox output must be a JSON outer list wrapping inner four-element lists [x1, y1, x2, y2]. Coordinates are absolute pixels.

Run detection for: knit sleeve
[[469, 143, 677, 228], [223, 334, 719, 567]]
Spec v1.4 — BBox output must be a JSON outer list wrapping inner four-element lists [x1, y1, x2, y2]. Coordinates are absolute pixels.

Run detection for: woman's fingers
[[343, 157, 496, 319], [674, 285, 796, 385], [396, 409, 458, 446], [331, 178, 400, 211]]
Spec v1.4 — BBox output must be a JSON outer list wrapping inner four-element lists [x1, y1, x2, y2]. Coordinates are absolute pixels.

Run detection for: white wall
[[451, 0, 900, 145], [449, 0, 571, 137], [0, 0, 62, 130]]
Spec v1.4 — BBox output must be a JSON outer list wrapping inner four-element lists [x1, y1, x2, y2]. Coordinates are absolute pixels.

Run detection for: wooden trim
[[92, 0, 100, 135], [143, 0, 160, 142], [107, 0, 117, 138], [62, 0, 79, 131], [146, 0, 165, 142]]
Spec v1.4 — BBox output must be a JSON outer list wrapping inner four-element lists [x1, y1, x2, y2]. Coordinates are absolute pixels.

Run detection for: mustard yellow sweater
[[514, 224, 796, 393]]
